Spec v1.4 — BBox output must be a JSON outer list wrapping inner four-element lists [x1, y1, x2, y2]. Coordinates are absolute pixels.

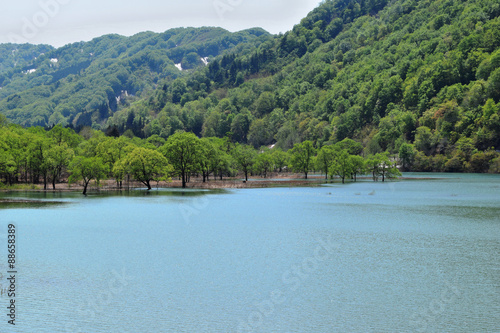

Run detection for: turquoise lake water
[[0, 173, 499, 332]]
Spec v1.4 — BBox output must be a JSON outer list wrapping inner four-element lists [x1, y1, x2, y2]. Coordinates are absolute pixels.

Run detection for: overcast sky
[[1, 0, 321, 47]]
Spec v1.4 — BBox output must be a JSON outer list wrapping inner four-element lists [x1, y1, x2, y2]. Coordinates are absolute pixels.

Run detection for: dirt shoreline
[[0, 173, 438, 194], [0, 176, 327, 192]]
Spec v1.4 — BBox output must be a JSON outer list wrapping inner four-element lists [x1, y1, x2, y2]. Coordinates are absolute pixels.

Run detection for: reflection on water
[[0, 173, 498, 332]]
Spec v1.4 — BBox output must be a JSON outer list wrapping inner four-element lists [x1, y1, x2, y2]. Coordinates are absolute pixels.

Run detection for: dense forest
[[0, 122, 405, 193], [1, 0, 500, 175], [0, 27, 269, 127]]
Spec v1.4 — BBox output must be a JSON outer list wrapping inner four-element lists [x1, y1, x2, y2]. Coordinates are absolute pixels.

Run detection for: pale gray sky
[[1, 0, 321, 47]]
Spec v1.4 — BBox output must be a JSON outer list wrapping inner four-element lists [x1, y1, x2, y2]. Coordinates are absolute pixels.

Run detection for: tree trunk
[[182, 172, 187, 188], [83, 181, 89, 195], [245, 170, 248, 182], [52, 176, 56, 190], [305, 172, 308, 179], [146, 180, 152, 190]]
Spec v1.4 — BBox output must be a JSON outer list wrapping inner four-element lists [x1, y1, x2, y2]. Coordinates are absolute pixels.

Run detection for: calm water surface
[[0, 173, 499, 332]]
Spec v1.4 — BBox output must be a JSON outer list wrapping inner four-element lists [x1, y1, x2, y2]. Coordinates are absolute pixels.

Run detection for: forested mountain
[[0, 44, 54, 74], [1, 0, 500, 173], [0, 27, 270, 127]]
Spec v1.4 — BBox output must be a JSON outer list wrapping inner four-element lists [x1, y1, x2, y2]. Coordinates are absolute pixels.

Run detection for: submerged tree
[[254, 149, 274, 178], [316, 145, 336, 179], [161, 131, 201, 188], [289, 140, 316, 179], [46, 143, 74, 189], [349, 155, 365, 182], [271, 148, 288, 173], [68, 156, 106, 195], [365, 154, 382, 181], [377, 152, 401, 182], [232, 144, 257, 182], [120, 147, 172, 190], [330, 149, 353, 184]]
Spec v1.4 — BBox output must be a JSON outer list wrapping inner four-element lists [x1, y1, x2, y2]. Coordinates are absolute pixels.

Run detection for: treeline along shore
[[1, 122, 498, 195]]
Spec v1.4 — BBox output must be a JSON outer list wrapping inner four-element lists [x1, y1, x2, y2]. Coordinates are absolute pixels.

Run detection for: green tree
[[161, 131, 201, 188], [365, 154, 382, 181], [146, 135, 166, 148], [349, 155, 365, 182], [27, 134, 51, 189], [0, 114, 8, 127], [330, 149, 353, 184], [182, 52, 202, 70], [206, 137, 233, 181], [230, 112, 252, 143], [271, 148, 288, 173], [96, 136, 133, 186], [68, 156, 107, 195], [316, 145, 336, 179], [289, 140, 316, 179], [199, 138, 216, 182], [254, 150, 274, 178], [398, 143, 416, 171], [377, 153, 401, 182], [121, 147, 172, 190], [487, 68, 500, 101], [414, 126, 436, 156], [247, 118, 273, 148], [0, 148, 16, 185], [46, 143, 74, 189], [254, 91, 275, 117], [47, 124, 82, 148], [335, 138, 363, 155], [232, 144, 257, 181]]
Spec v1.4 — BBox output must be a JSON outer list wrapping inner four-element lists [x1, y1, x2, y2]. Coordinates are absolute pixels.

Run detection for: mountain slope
[[1, 0, 500, 172], [0, 27, 270, 127], [104, 0, 500, 163], [0, 43, 54, 75]]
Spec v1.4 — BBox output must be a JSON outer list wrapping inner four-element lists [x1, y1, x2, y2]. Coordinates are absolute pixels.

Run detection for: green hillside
[[0, 43, 54, 74], [0, 27, 270, 127], [1, 0, 500, 173]]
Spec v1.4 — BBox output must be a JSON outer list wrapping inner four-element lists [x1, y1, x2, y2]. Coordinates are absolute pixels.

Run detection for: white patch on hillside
[[50, 58, 58, 63], [201, 57, 209, 66], [175, 63, 183, 71], [24, 69, 36, 74]]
